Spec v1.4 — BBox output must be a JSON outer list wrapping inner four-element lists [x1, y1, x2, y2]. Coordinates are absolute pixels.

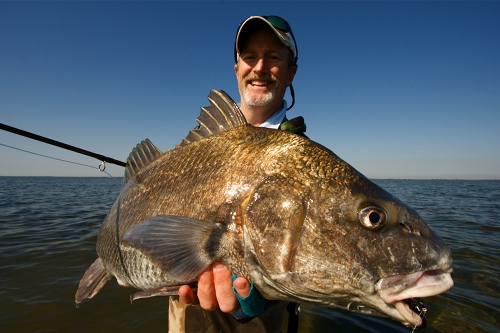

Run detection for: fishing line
[[409, 298, 427, 333], [1, 122, 127, 181], [0, 123, 126, 167], [0, 142, 117, 179]]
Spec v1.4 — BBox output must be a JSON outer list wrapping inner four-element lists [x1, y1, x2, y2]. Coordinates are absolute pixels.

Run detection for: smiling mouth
[[249, 80, 272, 87]]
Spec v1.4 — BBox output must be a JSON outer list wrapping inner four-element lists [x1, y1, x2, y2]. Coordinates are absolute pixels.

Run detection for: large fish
[[76, 90, 453, 328]]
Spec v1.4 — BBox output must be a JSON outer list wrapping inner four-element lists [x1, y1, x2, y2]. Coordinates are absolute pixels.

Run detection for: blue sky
[[1, 1, 499, 179]]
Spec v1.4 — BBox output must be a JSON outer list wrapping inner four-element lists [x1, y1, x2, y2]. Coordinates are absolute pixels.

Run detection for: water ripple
[[1, 177, 498, 332]]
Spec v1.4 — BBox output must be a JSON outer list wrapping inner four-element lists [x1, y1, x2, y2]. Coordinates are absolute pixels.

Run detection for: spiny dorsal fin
[[123, 139, 163, 185], [179, 89, 248, 146]]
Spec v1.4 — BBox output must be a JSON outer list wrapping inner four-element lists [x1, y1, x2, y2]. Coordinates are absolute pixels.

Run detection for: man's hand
[[178, 262, 251, 313]]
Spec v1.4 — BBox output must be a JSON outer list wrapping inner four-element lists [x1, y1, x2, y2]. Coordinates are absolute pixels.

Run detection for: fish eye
[[358, 206, 387, 230]]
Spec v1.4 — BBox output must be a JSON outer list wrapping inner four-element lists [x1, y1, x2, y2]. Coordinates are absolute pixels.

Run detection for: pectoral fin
[[122, 215, 226, 282]]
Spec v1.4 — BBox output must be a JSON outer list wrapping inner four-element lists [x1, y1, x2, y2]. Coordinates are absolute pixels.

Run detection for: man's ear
[[287, 65, 297, 87]]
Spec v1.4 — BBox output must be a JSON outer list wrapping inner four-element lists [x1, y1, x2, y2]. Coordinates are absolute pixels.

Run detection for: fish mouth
[[330, 298, 427, 328], [374, 268, 454, 327], [389, 298, 427, 328]]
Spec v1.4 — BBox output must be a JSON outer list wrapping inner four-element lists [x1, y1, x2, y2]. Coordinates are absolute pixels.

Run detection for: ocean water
[[0, 177, 498, 333]]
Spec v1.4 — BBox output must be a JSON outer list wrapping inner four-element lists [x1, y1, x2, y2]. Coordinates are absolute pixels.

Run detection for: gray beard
[[242, 88, 276, 107]]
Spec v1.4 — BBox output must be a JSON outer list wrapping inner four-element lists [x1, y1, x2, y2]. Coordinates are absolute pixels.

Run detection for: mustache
[[244, 74, 277, 82]]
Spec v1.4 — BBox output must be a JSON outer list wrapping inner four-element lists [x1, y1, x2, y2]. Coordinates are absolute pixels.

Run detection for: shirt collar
[[258, 101, 287, 129]]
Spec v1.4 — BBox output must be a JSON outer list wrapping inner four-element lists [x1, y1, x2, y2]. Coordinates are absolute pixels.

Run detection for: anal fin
[[75, 257, 112, 305], [130, 282, 198, 302]]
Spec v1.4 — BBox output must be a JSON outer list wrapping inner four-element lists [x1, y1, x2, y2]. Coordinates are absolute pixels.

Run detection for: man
[[169, 15, 305, 333]]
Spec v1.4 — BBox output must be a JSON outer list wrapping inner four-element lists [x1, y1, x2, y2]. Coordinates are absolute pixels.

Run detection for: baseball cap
[[234, 15, 298, 66]]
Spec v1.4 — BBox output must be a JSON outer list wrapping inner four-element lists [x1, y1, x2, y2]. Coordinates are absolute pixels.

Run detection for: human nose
[[252, 58, 268, 74]]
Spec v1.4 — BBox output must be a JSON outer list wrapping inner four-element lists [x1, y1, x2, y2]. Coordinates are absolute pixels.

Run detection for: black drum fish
[[76, 90, 453, 328]]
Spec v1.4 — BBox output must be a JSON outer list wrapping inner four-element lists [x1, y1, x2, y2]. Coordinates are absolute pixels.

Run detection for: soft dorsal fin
[[179, 89, 248, 146], [123, 139, 163, 185]]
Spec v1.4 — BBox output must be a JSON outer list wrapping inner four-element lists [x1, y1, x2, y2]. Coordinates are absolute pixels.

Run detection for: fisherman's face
[[235, 29, 296, 110]]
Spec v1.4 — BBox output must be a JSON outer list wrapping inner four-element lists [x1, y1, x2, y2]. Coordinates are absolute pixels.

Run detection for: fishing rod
[[0, 123, 127, 168]]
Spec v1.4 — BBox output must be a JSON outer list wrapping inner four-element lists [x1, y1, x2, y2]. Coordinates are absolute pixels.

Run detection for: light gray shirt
[[258, 101, 287, 129]]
